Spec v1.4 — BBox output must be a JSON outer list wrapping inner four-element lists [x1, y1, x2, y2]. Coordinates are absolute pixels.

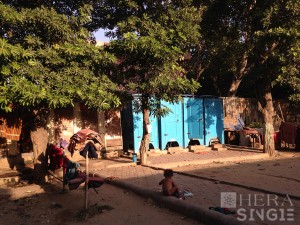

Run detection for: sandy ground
[[89, 150, 300, 225], [0, 181, 203, 225], [172, 150, 300, 225], [176, 150, 300, 197], [0, 150, 299, 225]]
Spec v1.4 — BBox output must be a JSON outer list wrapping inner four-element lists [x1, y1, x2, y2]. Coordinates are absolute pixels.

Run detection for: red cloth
[[88, 177, 105, 189], [280, 122, 297, 145], [68, 172, 86, 190], [73, 129, 100, 143], [48, 144, 69, 171], [67, 173, 105, 190]]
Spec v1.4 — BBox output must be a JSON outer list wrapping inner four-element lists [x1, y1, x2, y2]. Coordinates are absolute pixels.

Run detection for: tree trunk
[[256, 81, 277, 156], [140, 107, 150, 165], [30, 108, 50, 183], [227, 51, 249, 97], [263, 122, 276, 156], [31, 127, 49, 183], [139, 95, 151, 165]]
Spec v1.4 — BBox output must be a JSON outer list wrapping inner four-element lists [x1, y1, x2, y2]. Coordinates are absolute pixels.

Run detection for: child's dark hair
[[164, 169, 174, 177]]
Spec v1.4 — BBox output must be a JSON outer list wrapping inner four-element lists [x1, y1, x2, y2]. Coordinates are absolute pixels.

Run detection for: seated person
[[159, 169, 184, 199]]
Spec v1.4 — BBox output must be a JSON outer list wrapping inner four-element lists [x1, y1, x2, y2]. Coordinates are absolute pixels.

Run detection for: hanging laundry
[[88, 176, 105, 190], [59, 139, 68, 149], [80, 141, 98, 159], [67, 129, 103, 157], [280, 122, 297, 145], [48, 141, 104, 192], [67, 138, 77, 157], [48, 144, 68, 171], [64, 160, 81, 185], [67, 172, 86, 190]]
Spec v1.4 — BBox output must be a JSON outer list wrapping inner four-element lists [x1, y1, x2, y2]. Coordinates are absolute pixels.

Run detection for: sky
[[94, 29, 111, 42]]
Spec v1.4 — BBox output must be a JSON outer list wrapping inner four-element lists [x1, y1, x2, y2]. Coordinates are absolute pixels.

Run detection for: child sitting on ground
[[159, 169, 184, 199]]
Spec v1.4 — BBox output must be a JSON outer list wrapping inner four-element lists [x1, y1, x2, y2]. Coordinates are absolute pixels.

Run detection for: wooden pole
[[84, 153, 89, 209], [62, 167, 65, 191]]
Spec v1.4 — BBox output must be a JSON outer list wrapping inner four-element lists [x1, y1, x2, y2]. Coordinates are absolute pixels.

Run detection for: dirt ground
[[0, 181, 203, 225], [0, 150, 299, 225], [176, 150, 300, 197], [172, 150, 300, 225]]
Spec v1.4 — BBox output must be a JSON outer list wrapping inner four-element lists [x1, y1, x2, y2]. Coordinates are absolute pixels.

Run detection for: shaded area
[[0, 179, 203, 225], [74, 204, 114, 222], [92, 150, 300, 225], [1, 149, 299, 225]]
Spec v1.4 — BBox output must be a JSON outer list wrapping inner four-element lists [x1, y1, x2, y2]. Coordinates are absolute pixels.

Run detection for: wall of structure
[[223, 97, 300, 131], [0, 104, 123, 157]]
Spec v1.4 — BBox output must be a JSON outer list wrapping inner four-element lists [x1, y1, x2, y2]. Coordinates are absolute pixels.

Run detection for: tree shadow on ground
[[95, 149, 300, 225]]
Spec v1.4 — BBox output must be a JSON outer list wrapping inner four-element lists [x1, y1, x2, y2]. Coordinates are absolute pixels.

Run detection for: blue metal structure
[[203, 97, 224, 145], [121, 95, 224, 152], [183, 96, 204, 147], [149, 114, 159, 150], [121, 97, 159, 153], [132, 98, 160, 152], [160, 100, 184, 150], [132, 108, 143, 152]]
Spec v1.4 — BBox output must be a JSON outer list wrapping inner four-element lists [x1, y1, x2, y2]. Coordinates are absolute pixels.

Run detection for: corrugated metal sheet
[[0, 118, 22, 141]]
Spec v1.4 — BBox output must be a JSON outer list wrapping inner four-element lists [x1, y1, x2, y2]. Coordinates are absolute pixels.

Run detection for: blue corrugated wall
[[122, 95, 224, 152]]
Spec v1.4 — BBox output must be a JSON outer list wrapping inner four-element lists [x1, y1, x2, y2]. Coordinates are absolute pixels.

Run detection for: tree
[[0, 1, 120, 182], [192, 0, 300, 156], [96, 0, 201, 164]]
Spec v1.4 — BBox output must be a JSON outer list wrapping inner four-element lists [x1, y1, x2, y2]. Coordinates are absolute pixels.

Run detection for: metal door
[[203, 98, 224, 145], [183, 97, 204, 147], [149, 115, 159, 149], [132, 110, 143, 153], [132, 98, 159, 152], [160, 101, 184, 150]]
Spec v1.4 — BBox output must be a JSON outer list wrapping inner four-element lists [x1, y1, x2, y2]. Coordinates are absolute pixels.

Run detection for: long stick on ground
[[47, 170, 63, 183]]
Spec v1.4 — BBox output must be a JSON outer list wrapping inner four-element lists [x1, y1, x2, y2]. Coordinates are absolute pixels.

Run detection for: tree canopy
[[96, 0, 202, 164], [190, 0, 300, 155], [0, 1, 120, 112], [1, 0, 299, 161], [0, 0, 125, 182], [104, 0, 201, 105], [192, 0, 299, 102]]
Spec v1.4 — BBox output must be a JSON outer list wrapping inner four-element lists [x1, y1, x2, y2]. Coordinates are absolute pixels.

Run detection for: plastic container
[[132, 153, 137, 163]]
